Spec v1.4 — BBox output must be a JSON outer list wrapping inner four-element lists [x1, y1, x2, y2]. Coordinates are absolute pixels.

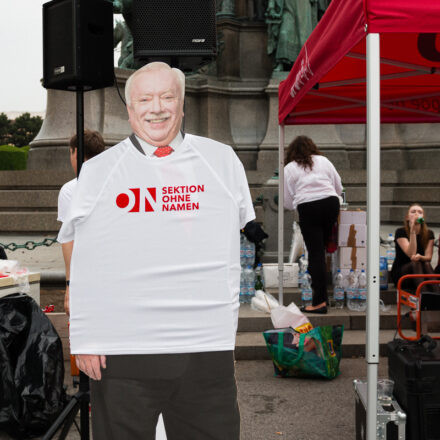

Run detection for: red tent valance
[[278, 0, 440, 125]]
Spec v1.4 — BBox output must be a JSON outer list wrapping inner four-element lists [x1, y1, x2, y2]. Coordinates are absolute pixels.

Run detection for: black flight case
[[387, 336, 440, 440]]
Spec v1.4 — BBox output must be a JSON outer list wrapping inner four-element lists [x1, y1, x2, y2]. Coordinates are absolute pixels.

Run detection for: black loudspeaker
[[132, 0, 217, 72], [43, 0, 114, 91]]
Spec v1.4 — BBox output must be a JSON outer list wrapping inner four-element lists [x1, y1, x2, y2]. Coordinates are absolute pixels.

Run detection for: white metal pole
[[366, 32, 381, 440], [278, 124, 285, 306]]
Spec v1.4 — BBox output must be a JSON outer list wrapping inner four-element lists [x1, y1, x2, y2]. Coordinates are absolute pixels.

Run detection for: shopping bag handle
[[277, 330, 306, 366]]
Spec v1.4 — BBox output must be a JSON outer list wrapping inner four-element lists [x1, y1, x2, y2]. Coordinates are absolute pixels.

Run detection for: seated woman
[[391, 204, 439, 308]]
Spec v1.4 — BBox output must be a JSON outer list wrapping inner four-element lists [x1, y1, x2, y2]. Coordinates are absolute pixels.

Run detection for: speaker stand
[[76, 89, 85, 175], [42, 89, 90, 440]]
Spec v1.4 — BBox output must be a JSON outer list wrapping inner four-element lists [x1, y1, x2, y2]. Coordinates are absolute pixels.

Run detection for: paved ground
[[0, 230, 429, 438], [0, 358, 388, 440]]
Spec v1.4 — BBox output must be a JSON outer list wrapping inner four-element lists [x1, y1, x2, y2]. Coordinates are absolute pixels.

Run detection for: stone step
[[381, 205, 440, 224], [0, 212, 60, 233], [0, 190, 58, 209], [235, 329, 439, 359], [266, 287, 398, 306], [0, 170, 73, 189], [237, 304, 411, 332], [345, 186, 440, 204], [340, 169, 440, 185]]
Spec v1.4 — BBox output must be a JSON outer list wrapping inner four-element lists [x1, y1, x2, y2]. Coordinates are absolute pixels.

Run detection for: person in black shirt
[[391, 204, 438, 303]]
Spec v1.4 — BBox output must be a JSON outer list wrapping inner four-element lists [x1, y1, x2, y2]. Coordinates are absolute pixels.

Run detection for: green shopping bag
[[263, 325, 344, 379]]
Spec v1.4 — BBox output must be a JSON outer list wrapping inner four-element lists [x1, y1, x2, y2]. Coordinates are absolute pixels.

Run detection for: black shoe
[[300, 305, 328, 314]]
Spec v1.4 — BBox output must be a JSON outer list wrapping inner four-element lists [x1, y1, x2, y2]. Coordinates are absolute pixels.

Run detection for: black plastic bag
[[0, 293, 66, 439]]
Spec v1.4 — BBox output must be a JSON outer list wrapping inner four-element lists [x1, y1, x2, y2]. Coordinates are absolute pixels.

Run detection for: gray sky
[[0, 0, 120, 115], [0, 0, 46, 113]]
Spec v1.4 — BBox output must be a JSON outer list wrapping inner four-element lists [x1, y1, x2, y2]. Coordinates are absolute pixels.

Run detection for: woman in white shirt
[[284, 136, 342, 314]]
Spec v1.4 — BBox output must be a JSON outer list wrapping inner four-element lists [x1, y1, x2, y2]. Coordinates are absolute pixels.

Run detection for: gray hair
[[125, 62, 185, 106]]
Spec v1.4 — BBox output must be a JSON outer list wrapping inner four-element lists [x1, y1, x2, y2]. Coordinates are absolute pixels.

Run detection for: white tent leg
[[366, 32, 381, 440], [278, 124, 285, 306]]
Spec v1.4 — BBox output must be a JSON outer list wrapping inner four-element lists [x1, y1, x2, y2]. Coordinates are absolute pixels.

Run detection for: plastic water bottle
[[240, 233, 246, 268], [379, 256, 388, 290], [346, 269, 358, 311], [386, 233, 395, 271], [255, 263, 265, 291], [298, 254, 308, 287], [239, 269, 247, 303], [301, 271, 313, 308], [333, 269, 345, 309], [244, 265, 255, 302], [244, 238, 255, 267], [357, 269, 367, 312]]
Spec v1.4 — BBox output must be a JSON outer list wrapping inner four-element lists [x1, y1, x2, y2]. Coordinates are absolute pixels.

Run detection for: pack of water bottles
[[384, 233, 395, 271], [240, 233, 256, 304], [332, 268, 367, 311]]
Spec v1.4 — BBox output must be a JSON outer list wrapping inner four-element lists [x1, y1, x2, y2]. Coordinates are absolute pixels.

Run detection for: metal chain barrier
[[0, 238, 57, 252]]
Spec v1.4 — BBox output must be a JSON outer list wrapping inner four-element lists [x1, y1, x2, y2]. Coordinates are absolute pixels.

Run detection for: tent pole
[[366, 32, 381, 440], [278, 124, 285, 306]]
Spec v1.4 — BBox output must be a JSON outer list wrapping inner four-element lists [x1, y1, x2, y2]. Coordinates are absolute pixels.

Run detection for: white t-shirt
[[57, 178, 77, 223], [283, 155, 342, 210], [57, 134, 255, 355]]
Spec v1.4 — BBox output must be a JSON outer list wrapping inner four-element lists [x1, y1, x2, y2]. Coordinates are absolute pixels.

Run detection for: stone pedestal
[[258, 77, 440, 174], [28, 69, 132, 170]]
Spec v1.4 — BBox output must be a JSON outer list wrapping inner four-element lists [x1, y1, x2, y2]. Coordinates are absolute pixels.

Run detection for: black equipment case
[[387, 336, 440, 440]]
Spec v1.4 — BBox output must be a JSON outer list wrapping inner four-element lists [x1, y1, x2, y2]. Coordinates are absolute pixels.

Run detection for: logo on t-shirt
[[116, 185, 204, 212], [116, 188, 157, 212]]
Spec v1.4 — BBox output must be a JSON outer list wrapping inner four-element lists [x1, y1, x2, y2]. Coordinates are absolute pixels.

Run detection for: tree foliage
[[0, 112, 43, 147]]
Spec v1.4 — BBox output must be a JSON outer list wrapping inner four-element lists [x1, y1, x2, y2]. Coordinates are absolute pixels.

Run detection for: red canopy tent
[[277, 1, 440, 438], [279, 0, 440, 125]]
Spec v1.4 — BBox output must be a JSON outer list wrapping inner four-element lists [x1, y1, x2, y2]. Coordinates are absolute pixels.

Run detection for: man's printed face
[[127, 69, 184, 147]]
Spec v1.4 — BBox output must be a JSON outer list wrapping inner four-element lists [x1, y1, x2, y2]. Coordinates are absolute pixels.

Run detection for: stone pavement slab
[[0, 358, 388, 440]]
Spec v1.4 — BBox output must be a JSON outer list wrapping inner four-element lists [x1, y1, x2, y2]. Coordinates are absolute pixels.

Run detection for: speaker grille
[[43, 0, 114, 91], [43, 0, 76, 83], [133, 0, 217, 56]]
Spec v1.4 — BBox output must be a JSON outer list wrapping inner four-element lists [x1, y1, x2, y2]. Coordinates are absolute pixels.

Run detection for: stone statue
[[266, 0, 329, 72]]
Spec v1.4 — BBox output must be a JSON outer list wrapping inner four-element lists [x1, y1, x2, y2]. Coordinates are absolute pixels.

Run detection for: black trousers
[[90, 351, 240, 440], [297, 196, 340, 306]]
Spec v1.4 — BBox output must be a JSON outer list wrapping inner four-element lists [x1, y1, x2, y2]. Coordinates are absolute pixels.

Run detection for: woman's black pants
[[297, 196, 340, 306]]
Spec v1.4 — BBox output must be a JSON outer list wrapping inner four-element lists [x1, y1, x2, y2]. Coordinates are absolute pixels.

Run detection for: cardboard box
[[338, 247, 367, 270], [339, 210, 366, 225], [263, 263, 299, 288], [338, 224, 367, 247]]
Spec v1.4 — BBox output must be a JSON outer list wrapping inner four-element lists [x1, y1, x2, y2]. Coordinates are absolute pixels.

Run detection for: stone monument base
[[28, 68, 132, 170]]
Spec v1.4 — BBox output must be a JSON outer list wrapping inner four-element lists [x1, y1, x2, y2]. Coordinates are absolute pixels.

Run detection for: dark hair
[[404, 204, 430, 250], [69, 130, 105, 159], [285, 135, 322, 170]]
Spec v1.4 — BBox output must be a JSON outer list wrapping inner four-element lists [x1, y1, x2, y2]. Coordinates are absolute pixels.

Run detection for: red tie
[[154, 146, 174, 157]]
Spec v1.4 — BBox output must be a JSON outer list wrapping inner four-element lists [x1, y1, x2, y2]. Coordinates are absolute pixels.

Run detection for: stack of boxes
[[337, 210, 367, 281]]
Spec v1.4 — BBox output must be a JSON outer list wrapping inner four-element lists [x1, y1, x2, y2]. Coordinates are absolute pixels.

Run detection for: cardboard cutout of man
[[57, 62, 255, 440]]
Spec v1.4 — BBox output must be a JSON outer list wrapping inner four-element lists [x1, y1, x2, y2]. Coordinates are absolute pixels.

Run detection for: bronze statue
[[113, 0, 142, 70], [113, 20, 135, 69], [217, 0, 235, 17], [266, 0, 329, 72]]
